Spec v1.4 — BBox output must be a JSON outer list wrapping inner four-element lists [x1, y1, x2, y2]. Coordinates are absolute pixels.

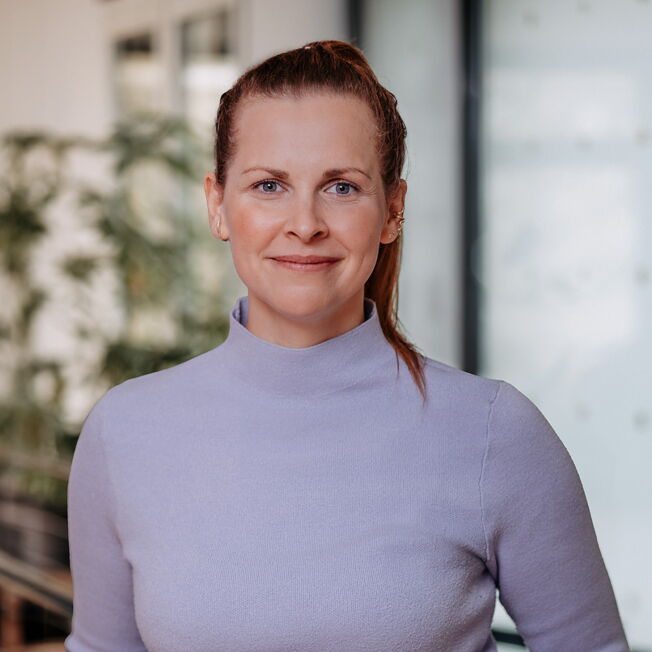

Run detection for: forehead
[[230, 92, 380, 171]]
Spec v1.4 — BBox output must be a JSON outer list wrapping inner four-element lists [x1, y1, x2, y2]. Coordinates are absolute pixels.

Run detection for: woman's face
[[203, 91, 406, 342]]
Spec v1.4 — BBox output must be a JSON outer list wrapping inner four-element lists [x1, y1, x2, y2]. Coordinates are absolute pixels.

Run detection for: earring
[[390, 210, 405, 238]]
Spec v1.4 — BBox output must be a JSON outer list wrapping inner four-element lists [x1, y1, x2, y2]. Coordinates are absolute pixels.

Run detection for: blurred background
[[0, 0, 650, 650]]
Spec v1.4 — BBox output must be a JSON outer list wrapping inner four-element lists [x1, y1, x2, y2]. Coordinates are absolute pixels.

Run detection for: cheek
[[336, 213, 384, 252], [228, 204, 274, 244]]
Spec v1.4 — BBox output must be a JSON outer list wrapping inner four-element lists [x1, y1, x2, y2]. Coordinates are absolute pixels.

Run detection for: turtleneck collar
[[218, 295, 397, 397]]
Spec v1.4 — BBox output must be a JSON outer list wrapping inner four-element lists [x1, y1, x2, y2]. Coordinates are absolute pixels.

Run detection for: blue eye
[[254, 180, 281, 193], [327, 181, 358, 196]]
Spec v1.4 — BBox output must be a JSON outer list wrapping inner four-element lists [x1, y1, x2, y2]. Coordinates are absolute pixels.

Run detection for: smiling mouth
[[271, 258, 341, 272]]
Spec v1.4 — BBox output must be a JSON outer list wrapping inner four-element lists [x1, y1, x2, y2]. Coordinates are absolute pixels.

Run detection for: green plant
[[0, 113, 230, 511]]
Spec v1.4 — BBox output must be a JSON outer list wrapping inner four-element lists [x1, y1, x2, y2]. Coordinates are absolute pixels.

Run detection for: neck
[[244, 292, 366, 350], [218, 294, 398, 397]]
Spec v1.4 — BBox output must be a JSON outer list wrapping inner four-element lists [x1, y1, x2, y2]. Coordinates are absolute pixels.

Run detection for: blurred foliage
[[0, 112, 229, 511]]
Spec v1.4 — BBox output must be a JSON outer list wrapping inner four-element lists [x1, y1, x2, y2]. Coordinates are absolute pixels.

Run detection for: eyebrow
[[241, 166, 371, 180]]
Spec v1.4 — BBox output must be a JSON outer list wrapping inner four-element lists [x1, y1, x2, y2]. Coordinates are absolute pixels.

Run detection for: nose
[[284, 194, 328, 242]]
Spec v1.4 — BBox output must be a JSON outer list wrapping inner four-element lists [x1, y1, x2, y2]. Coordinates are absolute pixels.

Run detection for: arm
[[481, 380, 630, 652], [64, 395, 148, 652]]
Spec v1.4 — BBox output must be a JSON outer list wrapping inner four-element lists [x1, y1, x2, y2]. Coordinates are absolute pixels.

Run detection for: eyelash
[[252, 179, 360, 196]]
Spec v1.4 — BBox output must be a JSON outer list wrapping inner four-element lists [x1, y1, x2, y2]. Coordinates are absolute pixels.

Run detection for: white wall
[[0, 0, 112, 137], [239, 0, 347, 66]]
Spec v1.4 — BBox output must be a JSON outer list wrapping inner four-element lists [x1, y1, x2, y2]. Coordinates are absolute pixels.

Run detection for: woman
[[65, 41, 630, 651]]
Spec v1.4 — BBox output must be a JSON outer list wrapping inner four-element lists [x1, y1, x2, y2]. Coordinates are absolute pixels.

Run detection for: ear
[[380, 178, 408, 245], [203, 172, 230, 242]]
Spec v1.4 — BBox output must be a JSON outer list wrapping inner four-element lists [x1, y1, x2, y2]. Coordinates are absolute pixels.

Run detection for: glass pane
[[179, 9, 244, 305], [114, 32, 165, 115], [480, 1, 652, 647], [180, 10, 240, 135]]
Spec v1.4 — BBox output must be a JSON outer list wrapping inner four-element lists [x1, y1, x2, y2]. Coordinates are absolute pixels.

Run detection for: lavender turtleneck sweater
[[65, 295, 629, 652]]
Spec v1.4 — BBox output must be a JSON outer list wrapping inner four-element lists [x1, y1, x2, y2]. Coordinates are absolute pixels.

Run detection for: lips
[[272, 255, 341, 264]]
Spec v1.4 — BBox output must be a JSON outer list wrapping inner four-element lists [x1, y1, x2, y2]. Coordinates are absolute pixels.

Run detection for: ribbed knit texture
[[65, 295, 630, 652]]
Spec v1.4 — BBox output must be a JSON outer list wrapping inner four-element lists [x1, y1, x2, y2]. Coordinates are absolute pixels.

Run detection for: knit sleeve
[[480, 380, 630, 652], [64, 395, 148, 652]]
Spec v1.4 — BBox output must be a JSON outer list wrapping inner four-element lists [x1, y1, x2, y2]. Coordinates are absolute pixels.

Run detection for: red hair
[[212, 40, 428, 403]]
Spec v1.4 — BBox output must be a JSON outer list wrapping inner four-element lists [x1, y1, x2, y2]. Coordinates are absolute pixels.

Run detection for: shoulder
[[486, 379, 565, 457], [416, 357, 565, 457], [86, 346, 224, 438], [419, 355, 503, 409], [115, 345, 225, 399], [419, 356, 550, 423]]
